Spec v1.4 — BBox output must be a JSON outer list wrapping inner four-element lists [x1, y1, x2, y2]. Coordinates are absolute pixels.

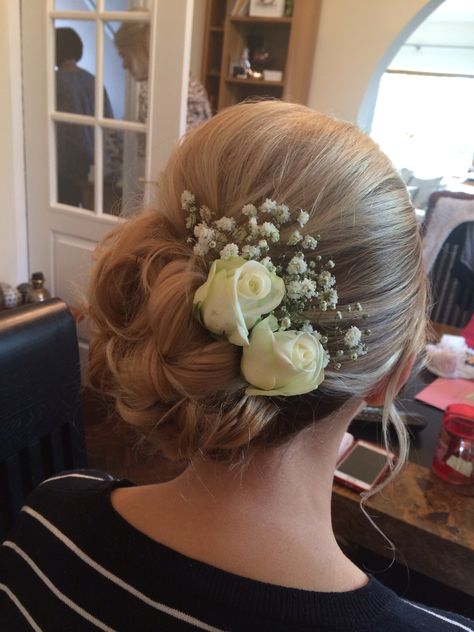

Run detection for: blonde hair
[[88, 101, 427, 466], [114, 20, 150, 81]]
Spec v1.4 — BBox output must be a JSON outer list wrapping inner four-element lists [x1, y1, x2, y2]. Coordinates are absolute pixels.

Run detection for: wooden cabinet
[[201, 0, 321, 113]]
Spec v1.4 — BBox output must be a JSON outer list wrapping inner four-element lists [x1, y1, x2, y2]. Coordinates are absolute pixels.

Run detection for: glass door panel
[[103, 20, 150, 122], [54, 19, 96, 86], [104, 0, 152, 10], [51, 2, 150, 216], [103, 128, 146, 216], [55, 121, 95, 210], [55, 0, 94, 10]]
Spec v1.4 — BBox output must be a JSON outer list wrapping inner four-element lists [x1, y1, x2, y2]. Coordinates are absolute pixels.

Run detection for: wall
[[307, 0, 443, 129], [0, 1, 28, 287]]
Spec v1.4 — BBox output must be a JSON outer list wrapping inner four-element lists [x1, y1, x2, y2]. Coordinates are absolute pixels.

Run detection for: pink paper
[[415, 378, 474, 411]]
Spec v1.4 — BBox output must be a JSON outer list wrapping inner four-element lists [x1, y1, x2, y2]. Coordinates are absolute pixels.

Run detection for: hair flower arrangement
[[182, 191, 367, 397]]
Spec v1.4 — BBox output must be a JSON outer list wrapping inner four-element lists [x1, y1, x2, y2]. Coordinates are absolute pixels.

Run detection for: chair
[[422, 191, 474, 330], [0, 298, 87, 539]]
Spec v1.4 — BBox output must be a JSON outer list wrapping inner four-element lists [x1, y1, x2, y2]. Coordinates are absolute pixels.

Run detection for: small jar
[[432, 403, 474, 486]]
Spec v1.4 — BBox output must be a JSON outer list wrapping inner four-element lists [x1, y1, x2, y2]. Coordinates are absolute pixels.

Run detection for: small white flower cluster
[[260, 222, 280, 243], [286, 278, 318, 300], [298, 210, 310, 227], [287, 254, 308, 275], [215, 216, 236, 232], [193, 223, 216, 257], [220, 243, 239, 260], [344, 325, 362, 348], [318, 270, 336, 289], [183, 190, 369, 368]]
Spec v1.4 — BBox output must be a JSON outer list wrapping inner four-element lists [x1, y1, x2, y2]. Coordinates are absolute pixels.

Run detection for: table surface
[[332, 369, 474, 597]]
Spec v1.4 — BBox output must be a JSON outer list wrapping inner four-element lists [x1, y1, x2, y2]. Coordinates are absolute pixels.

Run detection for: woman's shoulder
[[26, 468, 119, 505], [377, 588, 474, 631], [3, 469, 131, 545]]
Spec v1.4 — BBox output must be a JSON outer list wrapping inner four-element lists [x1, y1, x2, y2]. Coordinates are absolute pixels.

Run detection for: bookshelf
[[201, 0, 321, 112]]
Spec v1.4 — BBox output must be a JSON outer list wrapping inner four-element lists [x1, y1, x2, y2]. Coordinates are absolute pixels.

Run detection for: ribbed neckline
[[93, 477, 398, 628]]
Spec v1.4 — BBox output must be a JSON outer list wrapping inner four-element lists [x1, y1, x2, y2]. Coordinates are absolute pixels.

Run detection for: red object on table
[[432, 403, 474, 485], [463, 313, 474, 350]]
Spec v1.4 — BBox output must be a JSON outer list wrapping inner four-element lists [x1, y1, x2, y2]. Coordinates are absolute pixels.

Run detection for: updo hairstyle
[[88, 101, 427, 465]]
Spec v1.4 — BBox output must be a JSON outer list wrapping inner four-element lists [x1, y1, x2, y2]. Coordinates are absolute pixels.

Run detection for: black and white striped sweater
[[0, 471, 472, 631]]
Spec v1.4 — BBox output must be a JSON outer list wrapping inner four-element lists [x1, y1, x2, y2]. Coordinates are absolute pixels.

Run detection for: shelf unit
[[201, 0, 321, 112]]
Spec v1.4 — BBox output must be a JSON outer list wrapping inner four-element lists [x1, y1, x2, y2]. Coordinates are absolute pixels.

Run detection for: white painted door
[[21, 0, 193, 367]]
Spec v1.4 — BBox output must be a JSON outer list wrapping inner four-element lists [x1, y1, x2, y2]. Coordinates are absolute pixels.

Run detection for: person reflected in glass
[[55, 27, 115, 207], [114, 18, 212, 136]]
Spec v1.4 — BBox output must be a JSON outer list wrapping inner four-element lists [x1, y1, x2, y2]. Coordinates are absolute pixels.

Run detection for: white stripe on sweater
[[40, 473, 112, 485], [404, 600, 473, 631], [0, 582, 43, 631], [22, 506, 223, 632], [3, 542, 115, 631]]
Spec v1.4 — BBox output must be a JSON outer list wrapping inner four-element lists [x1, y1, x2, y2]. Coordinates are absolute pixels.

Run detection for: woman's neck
[[112, 399, 368, 592], [58, 59, 79, 71]]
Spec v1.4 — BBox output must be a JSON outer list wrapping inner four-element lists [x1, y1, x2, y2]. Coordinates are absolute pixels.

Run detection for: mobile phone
[[334, 440, 395, 492]]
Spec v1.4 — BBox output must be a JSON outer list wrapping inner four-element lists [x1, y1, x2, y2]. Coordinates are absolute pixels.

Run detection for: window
[[371, 71, 474, 178]]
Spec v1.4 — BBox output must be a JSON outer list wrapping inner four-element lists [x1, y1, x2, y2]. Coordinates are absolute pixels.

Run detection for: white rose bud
[[241, 315, 326, 396], [193, 257, 285, 346]]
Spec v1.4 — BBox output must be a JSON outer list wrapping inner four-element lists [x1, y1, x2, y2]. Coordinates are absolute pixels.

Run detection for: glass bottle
[[432, 403, 474, 486]]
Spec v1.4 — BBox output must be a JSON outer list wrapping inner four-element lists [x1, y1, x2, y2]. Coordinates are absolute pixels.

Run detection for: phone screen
[[337, 444, 389, 485]]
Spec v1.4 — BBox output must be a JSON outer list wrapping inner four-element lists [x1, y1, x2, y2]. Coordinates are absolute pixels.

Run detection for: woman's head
[[56, 28, 83, 67], [114, 21, 150, 81], [88, 101, 427, 464]]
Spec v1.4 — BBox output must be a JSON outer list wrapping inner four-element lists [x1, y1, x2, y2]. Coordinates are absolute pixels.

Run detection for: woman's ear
[[365, 354, 416, 406]]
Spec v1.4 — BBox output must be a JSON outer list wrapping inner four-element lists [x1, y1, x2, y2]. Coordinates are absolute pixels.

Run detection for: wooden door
[[21, 0, 194, 370]]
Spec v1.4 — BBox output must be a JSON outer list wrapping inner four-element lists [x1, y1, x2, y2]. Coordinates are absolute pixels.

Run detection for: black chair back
[[0, 299, 86, 539]]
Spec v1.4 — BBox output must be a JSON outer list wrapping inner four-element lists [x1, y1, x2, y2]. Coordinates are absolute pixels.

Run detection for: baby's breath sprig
[[182, 190, 368, 366]]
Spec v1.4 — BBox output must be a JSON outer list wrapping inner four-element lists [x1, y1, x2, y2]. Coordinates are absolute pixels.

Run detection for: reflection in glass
[[55, 121, 95, 210], [104, 1, 152, 12], [55, 0, 93, 10], [54, 20, 96, 102], [55, 20, 117, 121], [104, 20, 150, 122], [103, 129, 146, 216]]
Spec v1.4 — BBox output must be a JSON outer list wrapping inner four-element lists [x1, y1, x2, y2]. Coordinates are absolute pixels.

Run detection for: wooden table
[[332, 370, 474, 597], [332, 461, 474, 597]]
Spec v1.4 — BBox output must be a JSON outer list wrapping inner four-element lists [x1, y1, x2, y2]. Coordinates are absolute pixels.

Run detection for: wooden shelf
[[225, 77, 284, 87], [230, 16, 292, 24], [202, 0, 322, 112]]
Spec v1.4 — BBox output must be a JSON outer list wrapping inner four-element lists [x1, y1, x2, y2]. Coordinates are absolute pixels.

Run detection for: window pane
[[371, 73, 474, 178], [55, 0, 94, 10], [103, 129, 146, 216], [54, 20, 96, 116], [104, 1, 152, 10], [56, 121, 95, 210], [104, 20, 150, 122]]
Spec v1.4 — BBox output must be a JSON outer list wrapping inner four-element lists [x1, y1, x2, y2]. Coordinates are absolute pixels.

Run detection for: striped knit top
[[0, 470, 473, 631]]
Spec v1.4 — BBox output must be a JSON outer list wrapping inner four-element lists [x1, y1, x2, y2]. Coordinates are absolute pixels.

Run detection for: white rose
[[193, 257, 285, 346], [241, 315, 325, 396]]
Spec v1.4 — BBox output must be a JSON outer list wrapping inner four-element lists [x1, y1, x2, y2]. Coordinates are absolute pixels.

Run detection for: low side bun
[[88, 212, 279, 461]]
